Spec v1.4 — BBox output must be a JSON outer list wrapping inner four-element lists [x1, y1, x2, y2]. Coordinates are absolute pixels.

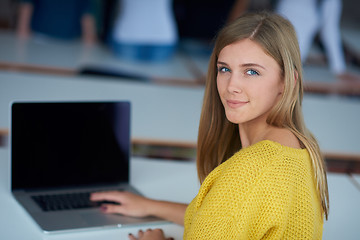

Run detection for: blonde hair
[[197, 11, 329, 219]]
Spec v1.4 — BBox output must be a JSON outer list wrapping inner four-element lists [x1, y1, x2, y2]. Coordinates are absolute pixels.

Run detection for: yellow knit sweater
[[184, 140, 323, 239]]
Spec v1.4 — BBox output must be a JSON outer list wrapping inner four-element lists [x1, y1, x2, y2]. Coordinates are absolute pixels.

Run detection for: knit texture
[[184, 140, 323, 239]]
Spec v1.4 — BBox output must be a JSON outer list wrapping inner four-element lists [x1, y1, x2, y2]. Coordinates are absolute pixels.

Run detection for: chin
[[225, 113, 242, 124]]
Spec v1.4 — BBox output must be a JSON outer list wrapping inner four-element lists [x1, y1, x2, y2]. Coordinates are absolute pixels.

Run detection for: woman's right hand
[[90, 191, 153, 218], [91, 191, 188, 226]]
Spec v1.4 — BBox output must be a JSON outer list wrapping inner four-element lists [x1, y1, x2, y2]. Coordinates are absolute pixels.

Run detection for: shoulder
[[222, 140, 284, 173], [264, 127, 301, 149]]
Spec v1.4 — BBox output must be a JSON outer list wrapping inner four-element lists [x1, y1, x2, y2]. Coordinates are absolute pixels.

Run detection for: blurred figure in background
[[110, 0, 178, 62], [173, 0, 272, 56], [173, 0, 240, 42], [17, 0, 97, 45], [276, 0, 360, 82]]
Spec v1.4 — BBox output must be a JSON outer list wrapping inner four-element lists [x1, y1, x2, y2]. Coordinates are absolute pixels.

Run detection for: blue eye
[[246, 69, 259, 76], [218, 66, 231, 73]]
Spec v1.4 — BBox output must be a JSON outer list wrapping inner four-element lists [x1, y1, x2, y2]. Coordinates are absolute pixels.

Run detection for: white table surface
[[0, 31, 195, 82], [0, 71, 204, 144], [302, 94, 360, 155], [1, 146, 360, 239], [322, 172, 360, 240]]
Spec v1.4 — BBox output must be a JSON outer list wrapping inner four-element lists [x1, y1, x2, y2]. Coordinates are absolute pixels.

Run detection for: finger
[[152, 228, 164, 234], [128, 233, 137, 240], [138, 229, 144, 238], [90, 191, 121, 200], [100, 204, 125, 214], [143, 228, 164, 237], [90, 191, 124, 202]]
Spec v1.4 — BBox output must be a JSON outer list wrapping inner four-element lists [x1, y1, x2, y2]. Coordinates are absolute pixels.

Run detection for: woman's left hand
[[128, 229, 174, 240]]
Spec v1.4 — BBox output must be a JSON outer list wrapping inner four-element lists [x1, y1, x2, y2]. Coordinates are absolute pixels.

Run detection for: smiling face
[[216, 38, 284, 127]]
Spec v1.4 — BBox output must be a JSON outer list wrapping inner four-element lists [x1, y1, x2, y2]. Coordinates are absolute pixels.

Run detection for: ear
[[294, 70, 298, 87], [278, 77, 285, 95]]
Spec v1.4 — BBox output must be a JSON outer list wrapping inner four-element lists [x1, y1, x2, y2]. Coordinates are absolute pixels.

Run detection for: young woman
[[91, 11, 329, 239]]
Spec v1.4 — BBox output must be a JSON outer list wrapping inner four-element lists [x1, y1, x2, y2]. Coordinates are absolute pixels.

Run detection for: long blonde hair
[[197, 11, 329, 219]]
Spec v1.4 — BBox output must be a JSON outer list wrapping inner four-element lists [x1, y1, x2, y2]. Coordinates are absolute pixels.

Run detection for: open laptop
[[10, 101, 164, 233]]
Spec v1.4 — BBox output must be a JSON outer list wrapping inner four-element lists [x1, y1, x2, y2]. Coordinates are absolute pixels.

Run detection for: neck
[[239, 121, 273, 148]]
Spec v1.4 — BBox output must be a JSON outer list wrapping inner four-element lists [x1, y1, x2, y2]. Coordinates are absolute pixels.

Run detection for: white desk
[[322, 172, 360, 240], [302, 94, 360, 156], [0, 71, 204, 144], [1, 146, 360, 240], [0, 31, 196, 83]]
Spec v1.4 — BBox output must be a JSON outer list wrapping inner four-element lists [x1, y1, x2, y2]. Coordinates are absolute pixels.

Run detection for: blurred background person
[[110, 0, 178, 62], [16, 0, 97, 45], [276, 0, 360, 82]]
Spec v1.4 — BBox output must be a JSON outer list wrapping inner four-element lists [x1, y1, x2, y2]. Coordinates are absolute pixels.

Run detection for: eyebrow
[[217, 61, 266, 70]]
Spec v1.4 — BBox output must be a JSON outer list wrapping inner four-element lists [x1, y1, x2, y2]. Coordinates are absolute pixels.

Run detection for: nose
[[227, 73, 242, 94]]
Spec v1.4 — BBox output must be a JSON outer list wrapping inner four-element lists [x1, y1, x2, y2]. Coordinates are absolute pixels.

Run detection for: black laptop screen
[[11, 102, 131, 191]]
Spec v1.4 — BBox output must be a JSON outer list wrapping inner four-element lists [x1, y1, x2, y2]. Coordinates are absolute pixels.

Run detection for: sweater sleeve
[[235, 155, 322, 239]]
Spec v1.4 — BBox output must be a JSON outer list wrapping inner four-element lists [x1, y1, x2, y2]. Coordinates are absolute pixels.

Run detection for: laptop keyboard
[[32, 191, 122, 212]]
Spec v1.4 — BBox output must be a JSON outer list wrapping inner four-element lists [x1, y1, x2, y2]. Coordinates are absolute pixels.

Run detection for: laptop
[[10, 101, 164, 233]]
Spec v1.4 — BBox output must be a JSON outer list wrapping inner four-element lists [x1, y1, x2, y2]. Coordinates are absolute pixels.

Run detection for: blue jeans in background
[[112, 42, 177, 62]]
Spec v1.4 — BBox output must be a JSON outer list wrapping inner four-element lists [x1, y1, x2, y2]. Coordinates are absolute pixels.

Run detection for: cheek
[[254, 85, 281, 108], [262, 92, 283, 111], [216, 76, 222, 88], [216, 78, 225, 97]]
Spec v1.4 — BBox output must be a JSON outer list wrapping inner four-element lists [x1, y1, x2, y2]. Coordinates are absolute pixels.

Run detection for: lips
[[226, 100, 249, 108]]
